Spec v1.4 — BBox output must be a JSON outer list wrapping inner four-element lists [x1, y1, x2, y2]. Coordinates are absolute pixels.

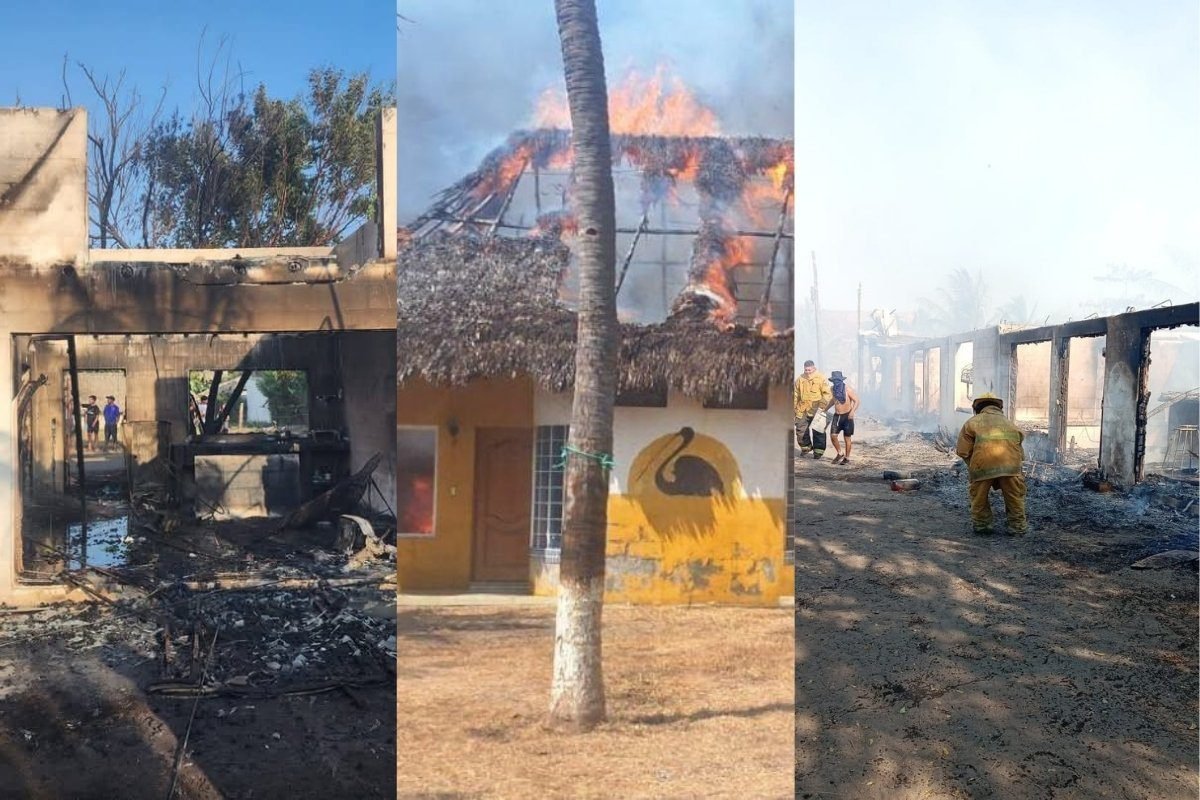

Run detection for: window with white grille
[[531, 425, 568, 552]]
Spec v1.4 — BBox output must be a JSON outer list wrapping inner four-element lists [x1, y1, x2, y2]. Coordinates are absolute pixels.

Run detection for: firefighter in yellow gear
[[794, 360, 833, 458], [955, 393, 1028, 536]]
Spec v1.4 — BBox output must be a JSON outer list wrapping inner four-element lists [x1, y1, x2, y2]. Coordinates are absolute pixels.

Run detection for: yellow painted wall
[[399, 383, 794, 605], [532, 428, 793, 606], [608, 495, 790, 605], [395, 377, 533, 591]]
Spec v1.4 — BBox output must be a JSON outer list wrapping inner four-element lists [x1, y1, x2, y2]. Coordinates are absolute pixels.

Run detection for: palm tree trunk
[[548, 0, 618, 731]]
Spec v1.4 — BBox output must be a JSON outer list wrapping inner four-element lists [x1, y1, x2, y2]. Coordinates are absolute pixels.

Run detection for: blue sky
[[2, 2, 393, 116], [795, 0, 1199, 319]]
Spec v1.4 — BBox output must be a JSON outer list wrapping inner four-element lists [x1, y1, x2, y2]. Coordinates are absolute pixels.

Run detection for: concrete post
[[2, 334, 17, 600], [900, 348, 915, 416], [939, 337, 955, 427], [378, 108, 398, 259], [1047, 333, 1071, 464], [1099, 314, 1148, 486], [0, 108, 89, 266]]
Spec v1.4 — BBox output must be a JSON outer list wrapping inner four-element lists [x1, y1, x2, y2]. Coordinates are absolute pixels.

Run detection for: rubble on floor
[[796, 423, 1199, 568], [5, 492, 397, 704]]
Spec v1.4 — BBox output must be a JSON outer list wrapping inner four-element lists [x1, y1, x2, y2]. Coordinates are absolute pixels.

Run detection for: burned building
[[0, 107, 399, 606], [859, 302, 1200, 487], [396, 129, 796, 605]]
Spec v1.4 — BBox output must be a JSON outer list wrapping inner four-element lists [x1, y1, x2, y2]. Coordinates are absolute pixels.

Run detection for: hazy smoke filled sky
[[396, 0, 794, 223], [795, 0, 1199, 326]]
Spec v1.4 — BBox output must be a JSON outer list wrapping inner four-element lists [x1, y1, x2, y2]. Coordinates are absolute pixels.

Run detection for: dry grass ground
[[396, 604, 793, 799]]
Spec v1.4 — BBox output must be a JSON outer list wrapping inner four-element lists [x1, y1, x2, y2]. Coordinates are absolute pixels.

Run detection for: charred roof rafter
[[403, 127, 795, 335]]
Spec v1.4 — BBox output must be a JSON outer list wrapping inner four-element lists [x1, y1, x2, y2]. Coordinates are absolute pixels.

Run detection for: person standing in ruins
[[794, 360, 833, 459], [196, 395, 209, 435], [102, 395, 122, 452], [955, 392, 1028, 536], [83, 395, 100, 452], [828, 371, 859, 465]]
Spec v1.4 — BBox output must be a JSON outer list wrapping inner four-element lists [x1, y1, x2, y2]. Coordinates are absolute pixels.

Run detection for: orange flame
[[530, 212, 578, 240], [533, 65, 720, 137], [699, 235, 755, 325], [741, 155, 793, 226], [672, 149, 701, 183], [755, 302, 779, 336], [546, 145, 574, 171], [471, 141, 535, 201], [766, 159, 791, 191], [513, 67, 794, 331], [399, 474, 434, 535]]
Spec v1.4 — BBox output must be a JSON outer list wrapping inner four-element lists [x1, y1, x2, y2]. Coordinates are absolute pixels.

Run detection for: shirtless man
[[828, 371, 859, 465]]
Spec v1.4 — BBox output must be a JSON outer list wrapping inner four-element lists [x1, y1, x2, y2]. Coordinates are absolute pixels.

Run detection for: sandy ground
[[397, 604, 794, 799], [794, 425, 1199, 799]]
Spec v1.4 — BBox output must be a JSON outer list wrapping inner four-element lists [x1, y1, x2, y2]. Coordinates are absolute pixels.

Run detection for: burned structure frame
[[860, 302, 1200, 487], [0, 106, 399, 606]]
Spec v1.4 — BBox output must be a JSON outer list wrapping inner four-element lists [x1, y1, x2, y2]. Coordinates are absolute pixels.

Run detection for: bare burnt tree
[[547, 0, 619, 731], [61, 57, 165, 249]]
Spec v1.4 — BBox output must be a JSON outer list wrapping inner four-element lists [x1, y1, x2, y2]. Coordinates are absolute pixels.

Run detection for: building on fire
[[396, 128, 797, 605]]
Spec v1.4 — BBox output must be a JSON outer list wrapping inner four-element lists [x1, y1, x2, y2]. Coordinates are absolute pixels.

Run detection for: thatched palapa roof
[[397, 233, 793, 399]]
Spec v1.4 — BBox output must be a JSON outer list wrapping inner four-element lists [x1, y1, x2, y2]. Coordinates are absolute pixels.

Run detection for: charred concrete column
[[939, 336, 955, 426], [1099, 314, 1149, 486], [338, 330, 398, 513], [1, 333, 17, 600], [900, 347, 915, 416], [0, 108, 88, 265], [0, 109, 88, 604], [1047, 333, 1071, 464], [876, 349, 892, 409], [969, 327, 1002, 398], [378, 108, 398, 260]]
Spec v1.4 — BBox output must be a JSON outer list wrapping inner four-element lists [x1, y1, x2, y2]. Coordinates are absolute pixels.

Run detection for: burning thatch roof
[[411, 129, 793, 235], [408, 128, 794, 329], [397, 233, 793, 399]]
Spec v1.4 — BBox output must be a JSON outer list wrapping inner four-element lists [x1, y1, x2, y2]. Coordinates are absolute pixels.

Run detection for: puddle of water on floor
[[67, 516, 131, 569]]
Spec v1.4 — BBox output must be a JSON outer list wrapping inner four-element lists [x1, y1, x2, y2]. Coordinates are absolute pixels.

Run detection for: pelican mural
[[654, 426, 725, 497], [629, 425, 740, 514]]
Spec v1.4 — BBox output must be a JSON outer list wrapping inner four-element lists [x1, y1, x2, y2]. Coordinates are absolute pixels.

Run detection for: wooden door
[[472, 428, 533, 582]]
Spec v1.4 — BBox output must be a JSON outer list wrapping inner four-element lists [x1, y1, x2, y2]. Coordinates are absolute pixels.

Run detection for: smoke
[[396, 0, 794, 223], [794, 2, 1199, 321]]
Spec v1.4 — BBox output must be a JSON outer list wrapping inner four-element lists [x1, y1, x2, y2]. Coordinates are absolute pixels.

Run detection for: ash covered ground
[[793, 418, 1198, 799], [0, 491, 396, 799]]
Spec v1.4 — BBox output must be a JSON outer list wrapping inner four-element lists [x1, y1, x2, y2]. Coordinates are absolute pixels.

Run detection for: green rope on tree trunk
[[553, 444, 615, 472]]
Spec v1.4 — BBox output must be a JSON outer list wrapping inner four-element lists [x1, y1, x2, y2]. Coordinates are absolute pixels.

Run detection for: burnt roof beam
[[614, 213, 649, 297], [755, 185, 794, 325]]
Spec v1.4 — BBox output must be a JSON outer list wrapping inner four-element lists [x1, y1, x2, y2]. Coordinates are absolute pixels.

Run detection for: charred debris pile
[[5, 473, 397, 702], [836, 428, 1199, 562]]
